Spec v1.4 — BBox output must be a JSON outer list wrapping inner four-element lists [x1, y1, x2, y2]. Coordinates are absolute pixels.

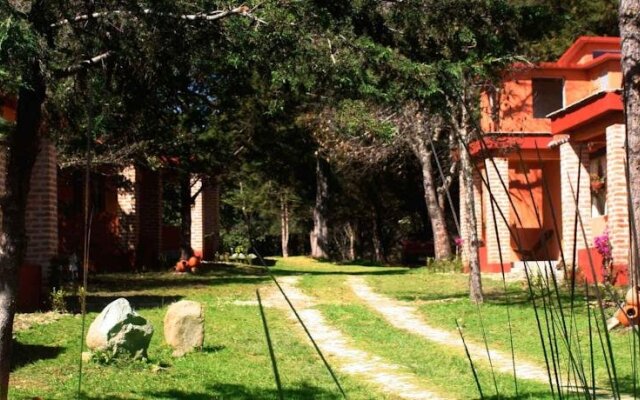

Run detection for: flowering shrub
[[593, 229, 614, 284]]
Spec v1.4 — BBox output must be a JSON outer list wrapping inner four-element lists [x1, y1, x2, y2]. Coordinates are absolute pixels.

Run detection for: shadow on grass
[[10, 341, 64, 371], [614, 374, 640, 398], [87, 274, 270, 294], [80, 382, 343, 399], [150, 382, 344, 400], [270, 269, 410, 277], [66, 294, 185, 312]]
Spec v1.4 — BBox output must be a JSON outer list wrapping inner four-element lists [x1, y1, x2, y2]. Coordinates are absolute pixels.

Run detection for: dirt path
[[265, 276, 446, 400], [347, 276, 550, 384]]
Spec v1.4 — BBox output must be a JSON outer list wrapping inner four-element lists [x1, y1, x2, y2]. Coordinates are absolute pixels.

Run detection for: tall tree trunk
[[460, 141, 483, 303], [620, 0, 640, 282], [0, 61, 46, 400], [310, 155, 329, 258], [179, 174, 194, 260], [346, 222, 356, 261], [410, 138, 453, 259], [280, 194, 289, 258], [371, 213, 384, 262]]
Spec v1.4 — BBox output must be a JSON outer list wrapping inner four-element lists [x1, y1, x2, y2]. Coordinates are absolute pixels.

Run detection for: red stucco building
[[462, 37, 628, 284]]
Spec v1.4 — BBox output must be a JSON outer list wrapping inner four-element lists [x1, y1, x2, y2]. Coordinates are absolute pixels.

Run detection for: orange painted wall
[[507, 160, 561, 261], [481, 68, 591, 133]]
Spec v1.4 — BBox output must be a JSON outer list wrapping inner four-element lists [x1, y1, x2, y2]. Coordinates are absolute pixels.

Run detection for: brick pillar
[[460, 169, 483, 266], [606, 124, 630, 282], [560, 140, 591, 264], [136, 167, 162, 268], [117, 166, 138, 254], [483, 158, 511, 272], [191, 176, 221, 260], [24, 139, 58, 283]]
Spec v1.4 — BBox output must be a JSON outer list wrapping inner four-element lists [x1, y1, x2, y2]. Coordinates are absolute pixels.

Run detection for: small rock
[[164, 300, 204, 357], [86, 298, 153, 360]]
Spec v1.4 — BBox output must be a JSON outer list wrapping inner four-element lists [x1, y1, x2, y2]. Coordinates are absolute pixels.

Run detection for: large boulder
[[86, 298, 153, 360], [164, 300, 204, 357]]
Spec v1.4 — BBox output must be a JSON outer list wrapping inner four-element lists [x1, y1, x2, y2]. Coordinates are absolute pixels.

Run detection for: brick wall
[[135, 167, 162, 268], [483, 158, 512, 271], [191, 175, 221, 260], [559, 140, 591, 263], [605, 124, 629, 269], [24, 139, 58, 283], [117, 165, 137, 252]]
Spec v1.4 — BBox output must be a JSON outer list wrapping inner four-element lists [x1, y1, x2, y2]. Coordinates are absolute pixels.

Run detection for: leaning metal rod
[[426, 131, 460, 236], [568, 177, 621, 399], [266, 271, 348, 399], [456, 319, 484, 399], [454, 128, 557, 395], [77, 75, 93, 399], [257, 289, 285, 400], [243, 215, 347, 399]]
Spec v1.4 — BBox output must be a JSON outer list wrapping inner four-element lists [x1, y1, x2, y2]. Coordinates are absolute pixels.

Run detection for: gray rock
[[86, 298, 153, 360], [164, 300, 204, 356]]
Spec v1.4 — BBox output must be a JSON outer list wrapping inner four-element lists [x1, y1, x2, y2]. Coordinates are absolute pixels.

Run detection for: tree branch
[[51, 5, 266, 28], [55, 51, 112, 78]]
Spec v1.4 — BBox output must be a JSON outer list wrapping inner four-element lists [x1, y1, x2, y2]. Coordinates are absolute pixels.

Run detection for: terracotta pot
[[626, 286, 640, 305], [591, 181, 605, 193], [188, 256, 201, 268], [175, 260, 187, 273], [615, 304, 639, 327]]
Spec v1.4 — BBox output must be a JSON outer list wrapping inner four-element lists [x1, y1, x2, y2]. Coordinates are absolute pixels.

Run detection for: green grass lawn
[[11, 264, 381, 399], [10, 257, 640, 399]]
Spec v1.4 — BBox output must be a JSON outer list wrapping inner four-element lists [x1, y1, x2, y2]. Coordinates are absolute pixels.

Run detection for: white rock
[[86, 298, 153, 359], [164, 300, 204, 357]]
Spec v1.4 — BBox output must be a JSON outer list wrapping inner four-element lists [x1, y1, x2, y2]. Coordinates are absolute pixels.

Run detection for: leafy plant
[[49, 287, 67, 314]]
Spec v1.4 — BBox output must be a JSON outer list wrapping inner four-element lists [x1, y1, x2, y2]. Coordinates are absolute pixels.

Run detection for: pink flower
[[454, 237, 464, 247]]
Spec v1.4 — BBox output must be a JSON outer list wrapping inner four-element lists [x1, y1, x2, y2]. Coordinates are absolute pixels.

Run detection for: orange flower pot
[[175, 260, 188, 273], [615, 304, 639, 327], [188, 256, 201, 268]]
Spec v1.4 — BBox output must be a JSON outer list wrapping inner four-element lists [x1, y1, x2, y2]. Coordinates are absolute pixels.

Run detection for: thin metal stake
[[268, 274, 348, 399], [456, 319, 484, 399], [257, 289, 284, 400]]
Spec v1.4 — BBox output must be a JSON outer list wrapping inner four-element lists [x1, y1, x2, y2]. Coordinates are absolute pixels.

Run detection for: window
[[532, 78, 564, 118], [593, 50, 621, 59]]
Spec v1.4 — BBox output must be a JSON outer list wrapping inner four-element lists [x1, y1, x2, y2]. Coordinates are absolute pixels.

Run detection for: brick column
[[191, 176, 221, 260], [606, 124, 630, 281], [560, 140, 591, 263], [24, 139, 58, 283], [117, 166, 138, 253], [135, 167, 162, 268], [483, 158, 511, 272]]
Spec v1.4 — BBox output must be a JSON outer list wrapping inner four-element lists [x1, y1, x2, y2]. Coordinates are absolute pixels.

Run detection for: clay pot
[[615, 304, 639, 327], [590, 180, 605, 193], [625, 286, 640, 306], [175, 260, 188, 273], [188, 256, 201, 268]]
